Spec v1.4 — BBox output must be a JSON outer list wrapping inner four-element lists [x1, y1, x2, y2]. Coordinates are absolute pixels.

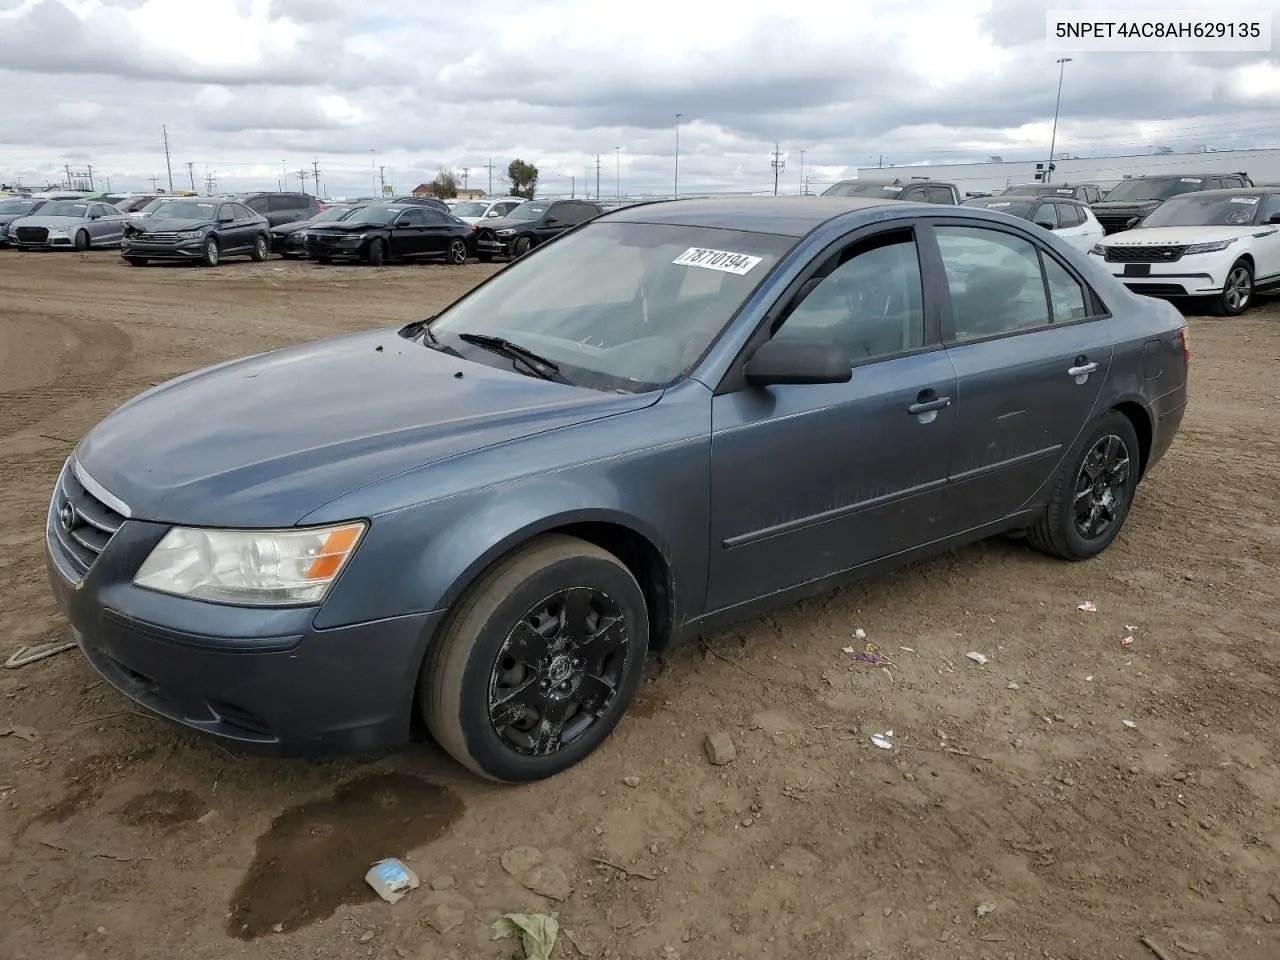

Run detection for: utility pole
[[204, 168, 216, 194], [674, 113, 682, 199], [594, 154, 601, 201], [186, 161, 196, 193], [615, 147, 620, 201], [569, 175, 575, 199], [460, 167, 469, 193], [484, 158, 495, 195], [878, 155, 885, 168], [102, 176, 111, 190], [798, 150, 805, 194], [296, 169, 308, 190], [161, 124, 174, 191], [1046, 57, 1073, 184], [312, 159, 320, 195], [379, 165, 386, 195], [148, 174, 161, 191], [770, 143, 786, 196], [86, 163, 94, 190], [64, 164, 72, 189]]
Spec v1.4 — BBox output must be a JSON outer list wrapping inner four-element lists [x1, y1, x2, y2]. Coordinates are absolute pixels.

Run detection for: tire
[[366, 238, 385, 266], [478, 252, 493, 263], [125, 257, 147, 267], [250, 234, 268, 262], [74, 230, 89, 252], [421, 534, 649, 783], [1212, 259, 1253, 316], [200, 236, 220, 267], [1027, 410, 1141, 561], [513, 236, 532, 258], [447, 238, 468, 265]]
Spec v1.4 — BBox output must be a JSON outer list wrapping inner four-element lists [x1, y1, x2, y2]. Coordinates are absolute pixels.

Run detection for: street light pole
[[1046, 57, 1072, 184], [674, 113, 682, 199]]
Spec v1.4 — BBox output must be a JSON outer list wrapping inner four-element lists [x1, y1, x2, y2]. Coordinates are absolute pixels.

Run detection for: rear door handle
[[1068, 362, 1099, 377], [907, 397, 951, 415]]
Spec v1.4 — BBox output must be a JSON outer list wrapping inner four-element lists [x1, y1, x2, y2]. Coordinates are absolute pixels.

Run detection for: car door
[[1250, 192, 1280, 283], [705, 223, 958, 611], [85, 203, 114, 244], [538, 202, 571, 241], [1053, 201, 1095, 252], [100, 203, 127, 243], [925, 220, 1116, 533], [417, 208, 454, 255], [221, 203, 251, 252], [269, 194, 304, 226], [390, 207, 428, 257]]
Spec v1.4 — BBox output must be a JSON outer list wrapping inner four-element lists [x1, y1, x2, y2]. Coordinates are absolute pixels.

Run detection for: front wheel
[[421, 534, 649, 783], [447, 238, 468, 265], [513, 236, 532, 258], [250, 234, 268, 261], [365, 238, 385, 266], [74, 230, 90, 252], [1212, 259, 1253, 316], [201, 236, 220, 267], [1026, 410, 1141, 560]]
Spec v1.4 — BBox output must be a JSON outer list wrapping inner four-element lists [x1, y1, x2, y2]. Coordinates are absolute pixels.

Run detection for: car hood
[[128, 217, 216, 233], [0, 211, 37, 226], [270, 219, 319, 235], [75, 327, 659, 527], [1102, 225, 1270, 246], [1093, 198, 1165, 212], [479, 215, 537, 232]]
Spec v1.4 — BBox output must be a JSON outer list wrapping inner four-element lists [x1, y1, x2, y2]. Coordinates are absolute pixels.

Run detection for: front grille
[[15, 226, 48, 243], [476, 228, 497, 243], [134, 232, 184, 242], [1106, 245, 1185, 264], [1124, 282, 1188, 296], [48, 460, 127, 581]]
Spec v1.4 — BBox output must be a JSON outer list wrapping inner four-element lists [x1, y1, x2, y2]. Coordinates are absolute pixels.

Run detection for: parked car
[[119, 198, 270, 266], [1091, 172, 1252, 234], [822, 179, 961, 204], [9, 199, 128, 250], [450, 197, 528, 225], [270, 203, 367, 257], [1088, 186, 1280, 315], [303, 202, 473, 265], [474, 199, 604, 260], [1000, 183, 1104, 204], [232, 192, 320, 228], [116, 195, 159, 215], [961, 195, 1103, 253], [47, 197, 1188, 780], [0, 196, 52, 246], [388, 195, 452, 211]]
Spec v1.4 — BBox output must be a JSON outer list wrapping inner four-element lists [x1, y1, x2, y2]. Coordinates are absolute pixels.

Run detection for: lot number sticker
[[1229, 196, 1259, 204], [1180, 177, 1202, 183], [672, 247, 763, 275]]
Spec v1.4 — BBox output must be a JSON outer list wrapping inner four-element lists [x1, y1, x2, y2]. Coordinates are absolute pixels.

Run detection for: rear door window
[[1057, 202, 1084, 227], [927, 186, 954, 204]]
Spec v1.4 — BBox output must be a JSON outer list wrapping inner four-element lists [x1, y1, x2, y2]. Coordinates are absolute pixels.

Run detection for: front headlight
[[1089, 244, 1105, 255], [133, 521, 367, 606], [176, 230, 204, 240], [1183, 239, 1237, 255], [47, 226, 70, 236], [495, 229, 516, 237]]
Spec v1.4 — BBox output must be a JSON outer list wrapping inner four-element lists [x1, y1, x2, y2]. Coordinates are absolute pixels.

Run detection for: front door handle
[[907, 397, 951, 415], [1068, 362, 1099, 377]]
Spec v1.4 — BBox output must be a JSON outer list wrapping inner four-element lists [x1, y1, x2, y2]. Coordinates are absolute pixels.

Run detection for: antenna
[[484, 158, 495, 195], [770, 143, 786, 196], [161, 124, 174, 191]]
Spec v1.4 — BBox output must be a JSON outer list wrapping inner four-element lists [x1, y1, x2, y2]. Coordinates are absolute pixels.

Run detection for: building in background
[[828, 148, 1280, 196]]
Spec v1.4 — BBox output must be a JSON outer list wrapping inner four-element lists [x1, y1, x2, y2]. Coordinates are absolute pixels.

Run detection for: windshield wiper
[[456, 333, 568, 383]]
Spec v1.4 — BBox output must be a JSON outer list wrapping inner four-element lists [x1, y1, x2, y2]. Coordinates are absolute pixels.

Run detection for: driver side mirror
[[1034, 220, 1055, 230], [220, 213, 235, 223], [744, 337, 852, 387], [1126, 216, 1141, 229]]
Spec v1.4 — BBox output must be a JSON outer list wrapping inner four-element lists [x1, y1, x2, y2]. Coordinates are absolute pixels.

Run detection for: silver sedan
[[9, 199, 128, 251]]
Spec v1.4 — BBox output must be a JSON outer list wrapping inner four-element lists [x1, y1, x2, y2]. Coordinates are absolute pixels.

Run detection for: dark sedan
[[270, 203, 367, 257], [46, 197, 1188, 782], [303, 203, 472, 265], [0, 196, 51, 246], [120, 199, 270, 266], [473, 199, 603, 260]]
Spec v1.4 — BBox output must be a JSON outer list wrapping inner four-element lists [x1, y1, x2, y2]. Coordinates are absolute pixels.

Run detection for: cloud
[[0, 0, 1277, 196]]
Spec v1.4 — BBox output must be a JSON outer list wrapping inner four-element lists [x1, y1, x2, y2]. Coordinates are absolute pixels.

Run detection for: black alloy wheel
[[366, 237, 385, 266], [251, 234, 268, 261], [421, 534, 648, 782], [1072, 434, 1132, 541], [513, 236, 532, 258], [447, 238, 468, 265]]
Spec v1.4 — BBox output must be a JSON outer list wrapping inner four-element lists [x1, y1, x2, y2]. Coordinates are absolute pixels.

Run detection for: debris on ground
[[1139, 934, 1176, 960], [425, 902, 467, 935], [429, 874, 455, 891], [364, 858, 420, 904], [965, 652, 989, 665], [622, 776, 641, 788], [1121, 635, 1134, 647], [976, 902, 996, 917], [1007, 681, 1019, 690], [492, 913, 559, 960], [1123, 720, 1138, 730], [501, 845, 545, 878], [853, 641, 893, 666], [704, 731, 737, 765], [1077, 601, 1097, 613], [358, 930, 375, 943], [870, 731, 894, 750], [592, 857, 657, 881], [0, 723, 39, 742], [501, 846, 572, 900], [4, 640, 77, 668], [563, 927, 600, 958], [854, 628, 867, 639]]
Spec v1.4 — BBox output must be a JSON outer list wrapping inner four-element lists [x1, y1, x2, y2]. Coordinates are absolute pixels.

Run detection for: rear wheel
[[250, 234, 268, 261], [74, 230, 89, 252], [447, 238, 468, 265], [201, 236, 220, 267], [1212, 259, 1252, 316], [366, 238, 385, 266], [125, 257, 147, 267], [421, 534, 648, 782], [1026, 410, 1140, 560]]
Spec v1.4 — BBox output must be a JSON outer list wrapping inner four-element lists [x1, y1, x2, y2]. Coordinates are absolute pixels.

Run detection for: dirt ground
[[1, 250, 1277, 960]]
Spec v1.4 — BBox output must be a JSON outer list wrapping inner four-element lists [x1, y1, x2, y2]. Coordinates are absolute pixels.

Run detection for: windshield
[[822, 182, 905, 199], [149, 200, 219, 220], [0, 200, 35, 214], [962, 198, 1037, 218], [1104, 177, 1209, 202], [313, 205, 363, 222], [507, 202, 546, 220], [41, 201, 92, 218], [1138, 193, 1264, 228], [340, 206, 402, 226], [451, 201, 488, 217], [426, 222, 794, 392], [1001, 185, 1077, 197]]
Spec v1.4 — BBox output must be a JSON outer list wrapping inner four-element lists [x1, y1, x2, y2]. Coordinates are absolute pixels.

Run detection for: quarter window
[[936, 226, 1050, 340], [1032, 203, 1059, 228], [775, 230, 925, 361], [1057, 202, 1085, 227], [1043, 255, 1089, 321]]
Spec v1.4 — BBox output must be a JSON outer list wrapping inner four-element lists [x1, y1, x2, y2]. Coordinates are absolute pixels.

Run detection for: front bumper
[[1093, 253, 1229, 298], [45, 465, 444, 757], [476, 235, 514, 257], [304, 236, 365, 260], [120, 237, 206, 260]]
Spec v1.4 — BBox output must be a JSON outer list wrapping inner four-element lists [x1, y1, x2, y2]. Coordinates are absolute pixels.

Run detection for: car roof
[[1125, 173, 1246, 180], [602, 196, 922, 238], [1160, 187, 1273, 197]]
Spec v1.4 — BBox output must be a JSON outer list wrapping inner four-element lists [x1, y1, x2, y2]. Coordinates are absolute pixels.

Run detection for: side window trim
[[919, 217, 1110, 345]]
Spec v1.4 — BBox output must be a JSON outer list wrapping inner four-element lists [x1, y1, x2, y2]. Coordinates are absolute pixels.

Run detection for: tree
[[508, 159, 538, 199], [428, 168, 458, 199]]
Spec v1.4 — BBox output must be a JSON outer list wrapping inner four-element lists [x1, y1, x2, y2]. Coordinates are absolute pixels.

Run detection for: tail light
[[1176, 325, 1189, 365]]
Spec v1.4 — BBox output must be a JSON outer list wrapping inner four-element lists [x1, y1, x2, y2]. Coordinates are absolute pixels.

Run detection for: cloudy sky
[[1, 0, 1277, 198]]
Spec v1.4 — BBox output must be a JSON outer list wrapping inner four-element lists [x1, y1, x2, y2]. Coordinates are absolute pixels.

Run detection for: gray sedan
[[10, 199, 127, 250], [46, 197, 1188, 783]]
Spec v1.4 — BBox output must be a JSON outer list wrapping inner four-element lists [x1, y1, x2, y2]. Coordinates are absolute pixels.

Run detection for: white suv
[[1089, 188, 1280, 316]]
